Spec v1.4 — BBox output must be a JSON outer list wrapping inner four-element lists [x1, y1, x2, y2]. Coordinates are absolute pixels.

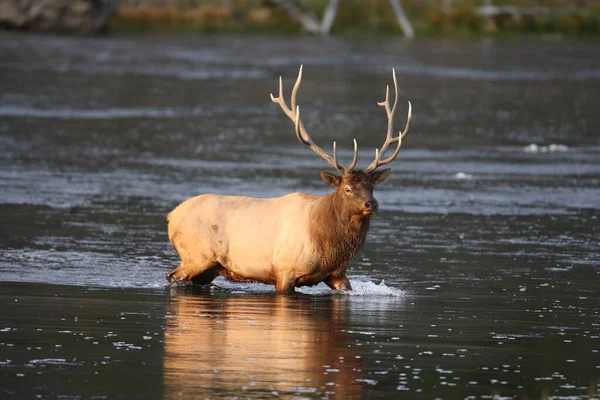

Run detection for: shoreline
[[3, 28, 600, 44], [106, 2, 600, 39], [2, 1, 600, 39]]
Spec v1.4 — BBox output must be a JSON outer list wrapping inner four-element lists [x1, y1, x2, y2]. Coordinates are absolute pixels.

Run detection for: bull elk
[[166, 66, 412, 293]]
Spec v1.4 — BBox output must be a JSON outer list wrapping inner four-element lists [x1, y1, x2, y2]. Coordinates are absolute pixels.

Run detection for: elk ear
[[320, 171, 341, 187], [370, 168, 391, 184]]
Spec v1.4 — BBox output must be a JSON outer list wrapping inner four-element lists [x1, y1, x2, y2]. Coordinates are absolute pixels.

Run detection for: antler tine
[[290, 65, 302, 117], [377, 85, 389, 108], [343, 138, 358, 174], [368, 100, 412, 171], [380, 69, 399, 150], [332, 141, 339, 170], [401, 100, 412, 140], [390, 69, 399, 134], [366, 69, 411, 172], [272, 66, 358, 174], [294, 106, 305, 145]]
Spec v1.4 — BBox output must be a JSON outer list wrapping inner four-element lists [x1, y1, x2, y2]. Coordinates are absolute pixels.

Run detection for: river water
[[0, 33, 599, 399]]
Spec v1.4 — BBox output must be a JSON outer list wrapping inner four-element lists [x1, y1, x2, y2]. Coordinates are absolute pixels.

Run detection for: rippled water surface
[[1, 33, 599, 399]]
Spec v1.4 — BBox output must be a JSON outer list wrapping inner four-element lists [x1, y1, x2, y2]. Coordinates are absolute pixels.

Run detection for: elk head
[[270, 66, 412, 216]]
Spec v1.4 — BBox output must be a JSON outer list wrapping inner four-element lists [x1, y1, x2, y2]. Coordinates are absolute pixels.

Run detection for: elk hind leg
[[166, 261, 218, 284], [167, 228, 218, 284], [191, 265, 222, 285]]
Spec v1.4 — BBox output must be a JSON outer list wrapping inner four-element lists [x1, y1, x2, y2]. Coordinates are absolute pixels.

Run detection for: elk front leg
[[324, 275, 352, 291], [275, 272, 296, 294]]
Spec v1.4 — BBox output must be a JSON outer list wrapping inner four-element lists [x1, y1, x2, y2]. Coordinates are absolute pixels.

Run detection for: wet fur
[[308, 198, 371, 275]]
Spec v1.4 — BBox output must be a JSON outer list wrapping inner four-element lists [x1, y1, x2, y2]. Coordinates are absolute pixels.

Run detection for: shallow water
[[0, 33, 599, 398]]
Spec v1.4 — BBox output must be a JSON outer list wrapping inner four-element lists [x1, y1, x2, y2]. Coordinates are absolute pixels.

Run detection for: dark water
[[1, 33, 599, 399]]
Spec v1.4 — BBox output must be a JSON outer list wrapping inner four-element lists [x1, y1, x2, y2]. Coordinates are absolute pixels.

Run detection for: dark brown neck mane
[[308, 192, 371, 272]]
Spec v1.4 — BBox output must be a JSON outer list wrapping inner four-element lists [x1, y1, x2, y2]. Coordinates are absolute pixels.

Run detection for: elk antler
[[365, 68, 412, 173], [270, 65, 358, 174]]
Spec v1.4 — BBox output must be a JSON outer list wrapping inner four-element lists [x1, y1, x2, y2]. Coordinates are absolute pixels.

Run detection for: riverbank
[[107, 0, 600, 37]]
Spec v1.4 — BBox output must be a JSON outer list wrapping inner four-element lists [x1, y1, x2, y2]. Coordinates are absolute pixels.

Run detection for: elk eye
[[344, 187, 351, 193]]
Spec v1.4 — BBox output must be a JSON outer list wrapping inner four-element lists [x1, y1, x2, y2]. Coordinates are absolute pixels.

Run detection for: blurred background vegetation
[[108, 0, 600, 36]]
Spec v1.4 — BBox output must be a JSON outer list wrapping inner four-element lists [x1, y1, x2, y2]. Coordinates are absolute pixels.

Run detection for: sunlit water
[[0, 33, 599, 399]]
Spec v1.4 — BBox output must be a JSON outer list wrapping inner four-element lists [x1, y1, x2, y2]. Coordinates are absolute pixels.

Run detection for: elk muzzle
[[362, 199, 379, 215]]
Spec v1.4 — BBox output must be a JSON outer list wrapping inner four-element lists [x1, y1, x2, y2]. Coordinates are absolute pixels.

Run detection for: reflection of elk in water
[[163, 290, 365, 398], [166, 66, 412, 293]]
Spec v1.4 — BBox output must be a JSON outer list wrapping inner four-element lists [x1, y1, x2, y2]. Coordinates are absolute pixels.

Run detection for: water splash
[[338, 280, 405, 297], [213, 278, 405, 297], [523, 143, 569, 153], [454, 172, 474, 180]]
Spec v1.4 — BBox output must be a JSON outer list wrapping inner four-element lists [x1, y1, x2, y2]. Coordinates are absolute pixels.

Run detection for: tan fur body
[[167, 191, 370, 292]]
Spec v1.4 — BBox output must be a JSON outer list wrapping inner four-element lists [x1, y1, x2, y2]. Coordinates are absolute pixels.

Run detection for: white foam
[[213, 277, 405, 297], [29, 358, 81, 366], [0, 106, 205, 120], [339, 280, 405, 297], [355, 378, 378, 385], [454, 172, 473, 180], [523, 143, 569, 153]]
